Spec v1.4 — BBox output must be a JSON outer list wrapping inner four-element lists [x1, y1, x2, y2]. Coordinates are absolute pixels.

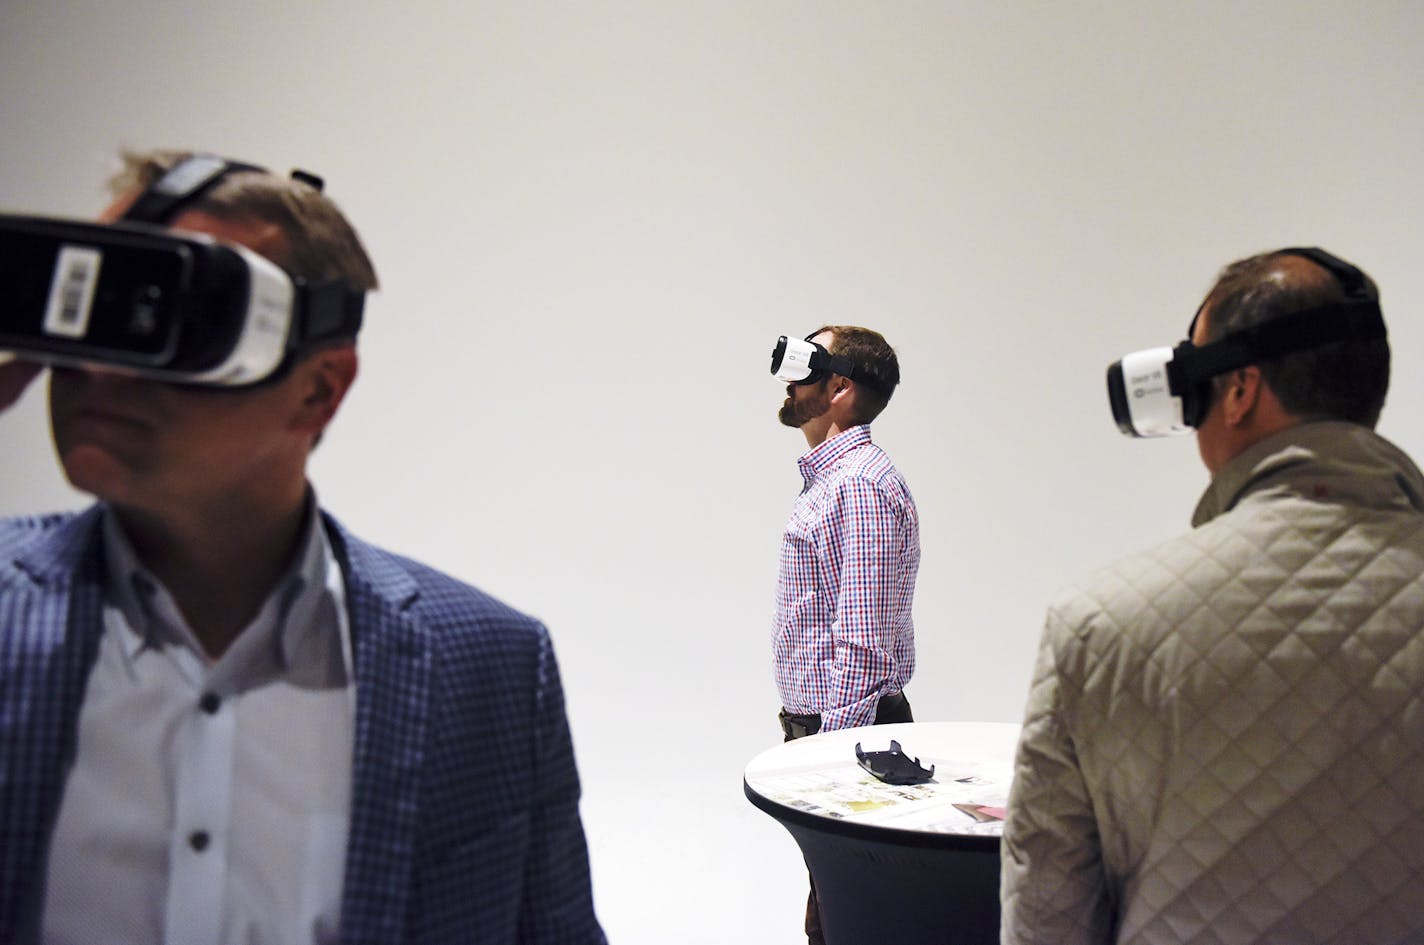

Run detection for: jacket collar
[[1192, 420, 1424, 527], [10, 506, 107, 589]]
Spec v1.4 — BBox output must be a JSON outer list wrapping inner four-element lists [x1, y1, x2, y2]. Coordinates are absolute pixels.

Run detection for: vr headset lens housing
[[0, 215, 296, 386], [770, 334, 822, 384], [0, 153, 365, 388], [1107, 345, 1196, 438]]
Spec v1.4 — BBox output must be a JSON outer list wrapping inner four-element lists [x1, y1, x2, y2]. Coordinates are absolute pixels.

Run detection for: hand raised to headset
[[0, 359, 43, 413]]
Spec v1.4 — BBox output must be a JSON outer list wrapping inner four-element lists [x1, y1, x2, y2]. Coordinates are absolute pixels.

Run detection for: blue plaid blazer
[[0, 506, 605, 945]]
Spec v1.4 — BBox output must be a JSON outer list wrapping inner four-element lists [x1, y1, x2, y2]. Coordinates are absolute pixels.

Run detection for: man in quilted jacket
[[0, 151, 604, 944], [1001, 247, 1424, 944]]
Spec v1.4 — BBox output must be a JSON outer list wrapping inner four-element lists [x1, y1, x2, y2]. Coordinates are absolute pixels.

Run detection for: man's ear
[[827, 375, 859, 425], [1221, 366, 1262, 428], [291, 346, 358, 437]]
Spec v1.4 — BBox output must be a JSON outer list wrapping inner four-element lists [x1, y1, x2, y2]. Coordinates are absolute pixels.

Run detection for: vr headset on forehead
[[0, 154, 365, 387], [1106, 247, 1386, 437], [769, 332, 887, 391]]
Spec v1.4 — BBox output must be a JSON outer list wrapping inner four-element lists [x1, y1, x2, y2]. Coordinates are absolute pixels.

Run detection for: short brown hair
[[1201, 250, 1388, 427], [109, 149, 378, 292], [812, 324, 901, 425]]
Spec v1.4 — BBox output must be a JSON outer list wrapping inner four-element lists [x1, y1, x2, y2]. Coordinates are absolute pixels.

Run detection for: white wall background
[[2, 2, 1422, 941]]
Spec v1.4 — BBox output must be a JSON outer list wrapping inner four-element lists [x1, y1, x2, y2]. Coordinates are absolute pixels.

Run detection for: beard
[[778, 383, 830, 428]]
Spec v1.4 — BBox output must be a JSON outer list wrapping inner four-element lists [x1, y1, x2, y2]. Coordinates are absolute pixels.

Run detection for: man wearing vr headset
[[1001, 249, 1424, 944], [769, 325, 920, 944], [0, 152, 603, 944]]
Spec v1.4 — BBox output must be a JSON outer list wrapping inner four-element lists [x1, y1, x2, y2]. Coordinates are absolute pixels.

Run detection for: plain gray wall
[[3, 2, 1422, 941]]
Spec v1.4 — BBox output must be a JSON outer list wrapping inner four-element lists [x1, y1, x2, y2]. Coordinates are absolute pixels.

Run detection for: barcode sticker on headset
[[43, 245, 103, 338]]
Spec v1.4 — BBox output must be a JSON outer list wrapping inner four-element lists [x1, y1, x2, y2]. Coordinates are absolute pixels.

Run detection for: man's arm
[[517, 626, 606, 945], [0, 360, 42, 412], [1000, 613, 1116, 945], [817, 476, 907, 732]]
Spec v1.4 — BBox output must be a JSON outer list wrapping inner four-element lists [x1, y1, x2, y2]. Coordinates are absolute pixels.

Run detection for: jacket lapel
[[0, 508, 107, 941], [325, 517, 431, 945]]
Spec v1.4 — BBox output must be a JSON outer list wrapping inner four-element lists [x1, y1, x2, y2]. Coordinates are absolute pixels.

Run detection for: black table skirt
[[747, 780, 1001, 945]]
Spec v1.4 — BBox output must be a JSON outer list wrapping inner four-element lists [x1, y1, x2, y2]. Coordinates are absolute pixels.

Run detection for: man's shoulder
[[1046, 490, 1389, 641], [825, 440, 914, 504], [1047, 523, 1229, 638], [324, 514, 547, 639], [0, 510, 82, 544]]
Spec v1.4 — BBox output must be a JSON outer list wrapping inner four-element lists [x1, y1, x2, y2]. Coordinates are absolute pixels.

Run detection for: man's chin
[[56, 444, 140, 501]]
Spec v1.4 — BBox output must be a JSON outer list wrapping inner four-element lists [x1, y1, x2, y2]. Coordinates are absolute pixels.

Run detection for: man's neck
[[1207, 407, 1303, 478], [111, 483, 312, 659], [802, 418, 847, 449]]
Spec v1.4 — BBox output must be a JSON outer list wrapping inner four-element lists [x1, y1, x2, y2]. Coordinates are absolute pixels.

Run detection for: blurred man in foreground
[[0, 150, 604, 944]]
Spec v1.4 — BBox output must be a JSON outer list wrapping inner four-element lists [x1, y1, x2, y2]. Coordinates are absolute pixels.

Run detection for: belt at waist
[[778, 690, 912, 742]]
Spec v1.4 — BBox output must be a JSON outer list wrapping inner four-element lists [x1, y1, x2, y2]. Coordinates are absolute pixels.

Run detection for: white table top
[[744, 721, 1020, 839]]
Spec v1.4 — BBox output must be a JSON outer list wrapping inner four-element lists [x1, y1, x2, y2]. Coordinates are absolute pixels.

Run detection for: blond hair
[[110, 149, 378, 292]]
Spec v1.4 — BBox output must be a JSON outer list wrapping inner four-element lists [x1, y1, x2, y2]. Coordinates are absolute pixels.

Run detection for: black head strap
[[804, 331, 891, 394], [120, 154, 268, 225], [296, 280, 365, 347], [121, 154, 330, 225], [1168, 246, 1385, 398]]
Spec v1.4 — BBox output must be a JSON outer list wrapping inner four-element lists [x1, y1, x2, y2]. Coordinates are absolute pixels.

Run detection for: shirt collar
[[797, 424, 873, 483], [99, 492, 348, 689]]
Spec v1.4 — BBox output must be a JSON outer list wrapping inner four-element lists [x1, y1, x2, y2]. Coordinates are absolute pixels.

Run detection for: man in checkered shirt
[[770, 324, 921, 945]]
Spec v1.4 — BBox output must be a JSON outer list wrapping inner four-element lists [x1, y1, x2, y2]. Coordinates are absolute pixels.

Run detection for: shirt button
[[199, 692, 221, 715], [189, 830, 210, 852]]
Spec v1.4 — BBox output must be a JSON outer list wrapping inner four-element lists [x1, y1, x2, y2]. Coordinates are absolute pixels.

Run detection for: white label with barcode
[[43, 245, 103, 338]]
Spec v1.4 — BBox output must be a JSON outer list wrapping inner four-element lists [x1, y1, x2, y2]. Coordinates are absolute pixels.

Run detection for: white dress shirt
[[40, 498, 355, 945]]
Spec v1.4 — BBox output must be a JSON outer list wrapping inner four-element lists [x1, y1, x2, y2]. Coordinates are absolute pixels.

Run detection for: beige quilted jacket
[[1001, 421, 1424, 945]]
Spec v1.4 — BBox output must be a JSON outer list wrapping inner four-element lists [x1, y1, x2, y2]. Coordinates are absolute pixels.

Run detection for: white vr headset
[[1106, 247, 1386, 437], [769, 333, 888, 391], [0, 154, 365, 387]]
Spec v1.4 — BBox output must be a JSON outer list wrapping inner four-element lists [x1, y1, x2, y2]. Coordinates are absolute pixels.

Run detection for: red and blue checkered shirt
[[773, 425, 920, 731]]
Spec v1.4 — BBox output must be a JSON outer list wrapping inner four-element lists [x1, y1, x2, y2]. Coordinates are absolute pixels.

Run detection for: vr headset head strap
[[123, 154, 366, 353], [803, 331, 891, 394], [120, 154, 331, 226], [1167, 246, 1385, 399], [120, 154, 269, 225], [296, 279, 365, 348]]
